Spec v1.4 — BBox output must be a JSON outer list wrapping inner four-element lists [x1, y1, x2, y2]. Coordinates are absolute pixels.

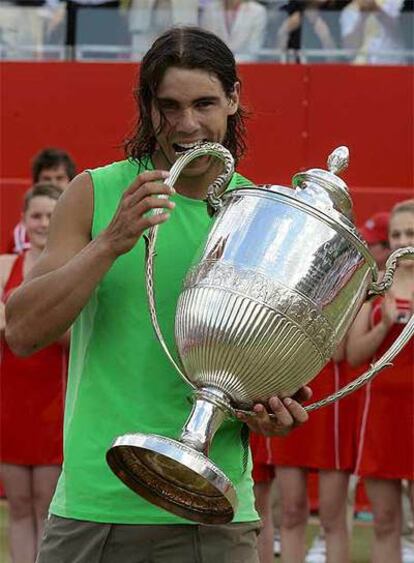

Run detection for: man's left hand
[[235, 386, 312, 437]]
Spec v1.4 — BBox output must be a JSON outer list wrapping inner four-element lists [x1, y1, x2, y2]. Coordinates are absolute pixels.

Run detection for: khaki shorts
[[36, 515, 261, 563]]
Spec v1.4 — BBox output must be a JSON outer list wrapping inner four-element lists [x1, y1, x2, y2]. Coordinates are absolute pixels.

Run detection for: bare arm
[[5, 169, 175, 356], [0, 254, 18, 334], [346, 295, 397, 367]]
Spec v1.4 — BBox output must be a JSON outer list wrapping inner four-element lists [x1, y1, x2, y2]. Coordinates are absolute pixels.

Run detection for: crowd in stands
[[1, 145, 413, 563], [1, 0, 413, 62]]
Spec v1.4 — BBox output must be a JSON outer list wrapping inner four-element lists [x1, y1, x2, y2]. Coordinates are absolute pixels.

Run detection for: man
[[31, 147, 76, 189], [10, 147, 76, 253], [6, 27, 310, 562]]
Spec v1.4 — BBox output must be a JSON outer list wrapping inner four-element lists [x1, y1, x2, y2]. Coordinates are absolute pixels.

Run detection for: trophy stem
[[180, 387, 231, 456]]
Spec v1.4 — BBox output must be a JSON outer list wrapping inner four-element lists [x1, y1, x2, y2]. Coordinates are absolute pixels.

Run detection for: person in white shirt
[[340, 0, 407, 64], [200, 0, 267, 60]]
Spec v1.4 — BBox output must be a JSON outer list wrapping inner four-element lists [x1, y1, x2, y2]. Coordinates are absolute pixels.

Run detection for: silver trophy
[[107, 143, 414, 524]]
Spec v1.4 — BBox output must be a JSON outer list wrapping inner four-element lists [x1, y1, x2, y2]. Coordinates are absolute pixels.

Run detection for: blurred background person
[[340, 0, 407, 64], [0, 183, 68, 563], [9, 147, 76, 254], [359, 211, 391, 271], [347, 199, 414, 563], [200, 0, 267, 60], [127, 0, 198, 58], [275, 0, 340, 59]]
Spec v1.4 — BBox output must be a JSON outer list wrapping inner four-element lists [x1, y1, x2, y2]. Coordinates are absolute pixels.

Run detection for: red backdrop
[[1, 62, 413, 252]]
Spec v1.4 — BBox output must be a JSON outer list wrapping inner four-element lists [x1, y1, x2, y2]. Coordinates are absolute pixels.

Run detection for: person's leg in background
[[271, 477, 282, 556], [32, 466, 61, 551], [276, 466, 309, 563], [366, 477, 402, 563], [0, 463, 36, 563], [318, 469, 350, 563], [254, 477, 275, 563]]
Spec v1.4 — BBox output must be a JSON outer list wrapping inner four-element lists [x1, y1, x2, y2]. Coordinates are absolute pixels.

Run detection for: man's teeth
[[174, 141, 205, 151]]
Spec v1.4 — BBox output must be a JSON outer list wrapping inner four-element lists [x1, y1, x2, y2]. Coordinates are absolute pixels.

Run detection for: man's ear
[[228, 82, 241, 115]]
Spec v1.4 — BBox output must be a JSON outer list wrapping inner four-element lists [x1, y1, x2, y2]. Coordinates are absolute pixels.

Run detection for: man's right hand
[[100, 170, 175, 258]]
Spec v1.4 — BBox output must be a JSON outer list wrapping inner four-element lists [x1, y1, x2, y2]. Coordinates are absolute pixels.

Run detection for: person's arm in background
[[340, 0, 370, 49], [332, 337, 346, 362], [0, 254, 18, 335], [5, 170, 174, 357], [346, 294, 398, 366], [244, 3, 267, 54], [374, 0, 404, 24], [305, 7, 337, 49], [276, 2, 302, 49]]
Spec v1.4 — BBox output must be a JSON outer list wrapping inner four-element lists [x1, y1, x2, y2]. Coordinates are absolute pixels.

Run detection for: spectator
[[340, 0, 407, 64], [275, 0, 339, 56], [347, 199, 414, 563], [127, 0, 198, 58], [0, 0, 61, 59], [0, 183, 67, 563], [359, 211, 391, 270], [200, 0, 267, 60], [10, 147, 76, 254]]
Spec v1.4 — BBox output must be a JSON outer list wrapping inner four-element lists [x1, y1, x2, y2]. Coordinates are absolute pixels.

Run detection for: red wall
[[1, 62, 413, 252]]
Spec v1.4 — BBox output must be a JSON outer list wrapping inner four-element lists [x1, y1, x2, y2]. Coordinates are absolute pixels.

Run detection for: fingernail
[[161, 171, 170, 178], [284, 398, 292, 406], [169, 186, 176, 194]]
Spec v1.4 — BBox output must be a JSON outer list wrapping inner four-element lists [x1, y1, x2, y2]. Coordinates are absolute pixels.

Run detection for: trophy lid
[[292, 146, 353, 221]]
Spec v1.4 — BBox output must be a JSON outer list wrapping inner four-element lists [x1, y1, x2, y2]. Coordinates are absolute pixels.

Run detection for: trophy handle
[[144, 142, 235, 387], [305, 246, 414, 412], [305, 313, 414, 412]]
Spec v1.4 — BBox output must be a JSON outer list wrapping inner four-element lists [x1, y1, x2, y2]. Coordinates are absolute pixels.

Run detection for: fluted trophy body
[[176, 188, 370, 406], [107, 143, 414, 524]]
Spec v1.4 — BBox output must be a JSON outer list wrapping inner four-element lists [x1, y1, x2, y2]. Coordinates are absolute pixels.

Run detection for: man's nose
[[178, 108, 199, 134]]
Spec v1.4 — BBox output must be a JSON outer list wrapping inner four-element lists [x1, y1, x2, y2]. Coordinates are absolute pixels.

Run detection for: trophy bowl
[[107, 143, 414, 524]]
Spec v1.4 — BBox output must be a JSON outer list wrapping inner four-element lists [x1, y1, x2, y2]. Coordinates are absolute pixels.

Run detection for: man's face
[[151, 67, 239, 177], [38, 164, 71, 189]]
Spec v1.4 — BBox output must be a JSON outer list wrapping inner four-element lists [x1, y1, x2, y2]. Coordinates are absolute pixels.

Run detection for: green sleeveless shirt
[[50, 158, 259, 524]]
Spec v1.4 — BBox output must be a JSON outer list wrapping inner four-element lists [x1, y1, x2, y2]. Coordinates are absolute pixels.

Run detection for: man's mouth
[[172, 140, 208, 154]]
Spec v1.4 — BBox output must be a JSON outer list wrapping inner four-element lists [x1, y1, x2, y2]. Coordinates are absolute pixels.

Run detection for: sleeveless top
[[50, 158, 259, 524]]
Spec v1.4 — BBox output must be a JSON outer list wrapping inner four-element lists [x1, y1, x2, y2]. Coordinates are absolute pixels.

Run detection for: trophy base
[[106, 433, 237, 524]]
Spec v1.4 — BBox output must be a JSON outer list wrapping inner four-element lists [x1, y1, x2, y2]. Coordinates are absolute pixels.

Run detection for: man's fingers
[[124, 170, 170, 196], [135, 195, 176, 216], [126, 181, 175, 207], [268, 396, 294, 427], [291, 385, 312, 404], [282, 397, 309, 425]]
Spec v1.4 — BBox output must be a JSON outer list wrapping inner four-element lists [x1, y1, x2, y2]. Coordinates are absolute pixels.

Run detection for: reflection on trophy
[[106, 143, 414, 524]]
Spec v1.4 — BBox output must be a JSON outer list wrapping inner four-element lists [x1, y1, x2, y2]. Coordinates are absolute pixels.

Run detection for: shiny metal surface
[[176, 186, 370, 406], [106, 429, 237, 524], [107, 143, 414, 523]]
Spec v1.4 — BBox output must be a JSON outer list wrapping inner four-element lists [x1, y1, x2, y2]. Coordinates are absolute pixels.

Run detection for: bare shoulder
[[25, 172, 94, 281], [0, 254, 18, 291]]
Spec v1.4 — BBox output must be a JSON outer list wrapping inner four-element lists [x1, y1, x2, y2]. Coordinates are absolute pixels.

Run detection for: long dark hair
[[124, 27, 248, 165]]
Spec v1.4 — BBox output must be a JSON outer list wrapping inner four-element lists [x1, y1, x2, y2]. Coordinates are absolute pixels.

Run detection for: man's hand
[[235, 386, 312, 437], [99, 170, 175, 258]]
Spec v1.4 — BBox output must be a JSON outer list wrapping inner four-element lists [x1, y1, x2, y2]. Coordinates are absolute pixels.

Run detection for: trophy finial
[[327, 146, 349, 176]]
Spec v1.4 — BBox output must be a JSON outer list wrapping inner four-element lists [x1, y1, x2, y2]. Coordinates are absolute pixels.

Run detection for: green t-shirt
[[50, 157, 259, 524]]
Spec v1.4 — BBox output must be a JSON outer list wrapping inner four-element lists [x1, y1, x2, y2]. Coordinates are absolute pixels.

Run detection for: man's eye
[[196, 101, 213, 109]]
